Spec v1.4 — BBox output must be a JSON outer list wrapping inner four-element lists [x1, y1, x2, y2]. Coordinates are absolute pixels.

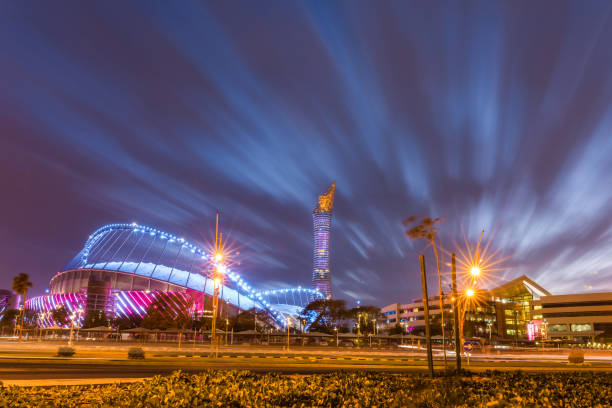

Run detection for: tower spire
[[312, 182, 336, 299], [314, 181, 336, 213]]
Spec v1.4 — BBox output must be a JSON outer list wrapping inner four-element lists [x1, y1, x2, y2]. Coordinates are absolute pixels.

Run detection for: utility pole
[[451, 253, 461, 372], [420, 255, 434, 377], [286, 319, 290, 351], [211, 211, 224, 357]]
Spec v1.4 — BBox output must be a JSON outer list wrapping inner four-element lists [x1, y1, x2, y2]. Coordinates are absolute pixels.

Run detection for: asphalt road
[[0, 341, 610, 384], [2, 356, 612, 384], [0, 360, 430, 381]]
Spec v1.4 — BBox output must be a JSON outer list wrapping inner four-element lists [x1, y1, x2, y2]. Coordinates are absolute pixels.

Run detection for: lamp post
[[451, 253, 461, 371], [225, 318, 229, 346], [210, 211, 226, 357], [38, 312, 45, 342], [286, 318, 290, 351], [334, 326, 338, 348]]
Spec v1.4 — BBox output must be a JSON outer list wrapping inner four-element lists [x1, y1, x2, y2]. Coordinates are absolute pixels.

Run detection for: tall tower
[[312, 182, 336, 299]]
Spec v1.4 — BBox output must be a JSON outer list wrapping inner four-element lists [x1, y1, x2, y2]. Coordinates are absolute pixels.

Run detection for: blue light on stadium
[[27, 223, 324, 327]]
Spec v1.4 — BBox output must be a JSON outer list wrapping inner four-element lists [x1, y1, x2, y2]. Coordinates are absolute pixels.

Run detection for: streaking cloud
[[1, 0, 612, 304]]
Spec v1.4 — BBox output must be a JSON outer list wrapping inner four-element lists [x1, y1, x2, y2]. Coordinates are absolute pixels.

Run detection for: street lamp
[[334, 326, 338, 348], [466, 288, 475, 298], [211, 271, 223, 352], [210, 211, 226, 356], [224, 318, 229, 345], [38, 312, 45, 342], [286, 318, 290, 351], [470, 266, 481, 278]]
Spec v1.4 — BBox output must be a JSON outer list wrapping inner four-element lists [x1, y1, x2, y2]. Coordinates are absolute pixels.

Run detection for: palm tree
[[12, 273, 33, 342], [403, 216, 447, 368]]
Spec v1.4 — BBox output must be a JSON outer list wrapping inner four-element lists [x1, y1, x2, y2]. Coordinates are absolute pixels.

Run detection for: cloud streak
[[1, 1, 612, 303]]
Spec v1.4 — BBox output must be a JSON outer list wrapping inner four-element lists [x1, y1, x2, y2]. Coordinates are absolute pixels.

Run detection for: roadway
[[0, 340, 610, 385]]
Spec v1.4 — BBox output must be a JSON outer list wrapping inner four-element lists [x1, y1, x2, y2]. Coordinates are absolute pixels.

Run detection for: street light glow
[[470, 266, 481, 277], [215, 252, 223, 262], [466, 288, 475, 297]]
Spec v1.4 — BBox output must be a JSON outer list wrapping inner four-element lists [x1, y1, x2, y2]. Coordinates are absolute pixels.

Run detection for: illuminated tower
[[312, 182, 336, 299]]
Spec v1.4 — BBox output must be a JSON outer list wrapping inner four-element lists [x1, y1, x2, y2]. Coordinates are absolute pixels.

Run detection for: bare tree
[[403, 216, 447, 368]]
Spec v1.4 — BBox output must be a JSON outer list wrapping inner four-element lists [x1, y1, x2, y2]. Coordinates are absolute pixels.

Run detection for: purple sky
[[2, 1, 612, 304]]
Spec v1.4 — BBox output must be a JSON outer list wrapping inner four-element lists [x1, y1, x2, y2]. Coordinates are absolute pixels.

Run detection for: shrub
[[128, 347, 145, 359], [56, 346, 75, 357], [1, 370, 612, 407], [568, 348, 585, 363]]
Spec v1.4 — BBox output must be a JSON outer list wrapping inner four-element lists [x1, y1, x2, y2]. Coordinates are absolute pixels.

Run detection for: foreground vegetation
[[1, 370, 611, 407]]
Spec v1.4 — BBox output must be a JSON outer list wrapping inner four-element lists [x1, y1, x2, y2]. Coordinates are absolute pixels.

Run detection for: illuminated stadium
[[26, 223, 324, 327]]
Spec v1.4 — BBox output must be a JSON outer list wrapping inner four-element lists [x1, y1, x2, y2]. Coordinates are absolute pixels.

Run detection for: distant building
[[312, 182, 336, 299], [0, 290, 17, 314], [376, 276, 604, 341], [533, 292, 612, 341]]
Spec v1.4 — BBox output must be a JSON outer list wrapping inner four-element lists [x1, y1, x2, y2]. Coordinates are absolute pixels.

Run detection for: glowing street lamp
[[210, 211, 226, 356], [465, 288, 475, 298], [470, 266, 481, 278]]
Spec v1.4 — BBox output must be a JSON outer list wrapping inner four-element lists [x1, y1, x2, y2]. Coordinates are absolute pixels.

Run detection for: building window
[[544, 311, 612, 318], [570, 324, 591, 332]]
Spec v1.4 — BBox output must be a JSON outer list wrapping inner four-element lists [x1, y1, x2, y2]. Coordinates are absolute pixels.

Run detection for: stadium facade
[[26, 223, 324, 327], [312, 182, 335, 299]]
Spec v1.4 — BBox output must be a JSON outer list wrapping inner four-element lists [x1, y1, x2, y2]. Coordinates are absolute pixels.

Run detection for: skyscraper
[[312, 182, 336, 299]]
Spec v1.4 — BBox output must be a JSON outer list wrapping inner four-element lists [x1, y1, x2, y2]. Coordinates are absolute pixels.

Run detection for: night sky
[[2, 1, 612, 304]]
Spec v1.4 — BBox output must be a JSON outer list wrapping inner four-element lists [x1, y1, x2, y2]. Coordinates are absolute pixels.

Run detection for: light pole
[[371, 318, 377, 348], [286, 318, 290, 351], [334, 326, 338, 348], [451, 253, 461, 371], [356, 312, 361, 348], [210, 211, 226, 357], [225, 318, 229, 346], [211, 276, 220, 343], [38, 312, 44, 342]]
